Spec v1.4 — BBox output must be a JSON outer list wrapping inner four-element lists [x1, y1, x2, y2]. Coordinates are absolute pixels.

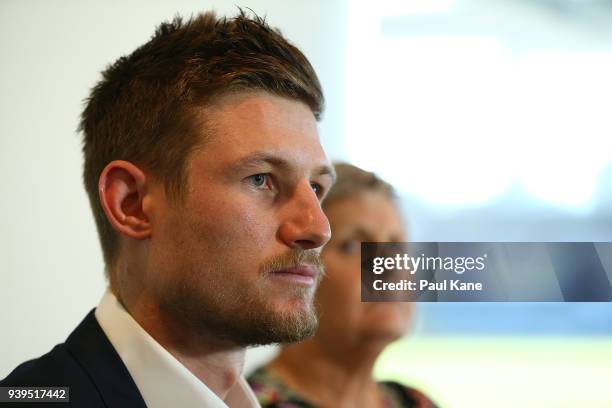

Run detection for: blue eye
[[248, 174, 268, 188]]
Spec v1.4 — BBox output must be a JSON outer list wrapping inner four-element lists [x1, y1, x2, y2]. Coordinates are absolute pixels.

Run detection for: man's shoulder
[[1, 342, 89, 386], [0, 319, 107, 407], [1, 342, 105, 407], [0, 309, 146, 408]]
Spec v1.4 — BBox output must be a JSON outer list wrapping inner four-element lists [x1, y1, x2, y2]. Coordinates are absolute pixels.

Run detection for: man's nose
[[278, 181, 331, 250]]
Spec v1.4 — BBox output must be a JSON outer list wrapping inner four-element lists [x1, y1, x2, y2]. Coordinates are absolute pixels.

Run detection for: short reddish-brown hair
[[80, 10, 324, 270]]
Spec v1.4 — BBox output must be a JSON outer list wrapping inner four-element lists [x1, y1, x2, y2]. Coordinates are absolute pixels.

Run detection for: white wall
[[0, 0, 346, 376]]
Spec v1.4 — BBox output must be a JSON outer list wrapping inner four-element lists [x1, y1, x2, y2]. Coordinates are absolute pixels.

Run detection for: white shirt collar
[[95, 289, 261, 408]]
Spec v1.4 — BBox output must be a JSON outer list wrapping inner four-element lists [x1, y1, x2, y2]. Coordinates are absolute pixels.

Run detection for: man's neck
[[116, 288, 246, 401], [165, 343, 246, 401]]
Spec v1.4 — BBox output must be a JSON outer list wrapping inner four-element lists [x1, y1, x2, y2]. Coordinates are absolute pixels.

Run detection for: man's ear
[[98, 160, 152, 240]]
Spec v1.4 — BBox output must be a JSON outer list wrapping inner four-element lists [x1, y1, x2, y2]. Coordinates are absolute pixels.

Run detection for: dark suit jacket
[[0, 310, 147, 407]]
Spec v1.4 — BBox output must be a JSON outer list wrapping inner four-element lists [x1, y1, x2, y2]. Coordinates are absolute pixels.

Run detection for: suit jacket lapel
[[65, 310, 148, 408]]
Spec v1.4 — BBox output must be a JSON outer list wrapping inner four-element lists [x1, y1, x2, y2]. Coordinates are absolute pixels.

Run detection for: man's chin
[[157, 280, 319, 346], [238, 300, 318, 346], [272, 292, 316, 311], [181, 297, 318, 347]]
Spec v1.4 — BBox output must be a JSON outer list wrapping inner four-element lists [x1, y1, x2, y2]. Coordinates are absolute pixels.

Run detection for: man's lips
[[274, 265, 317, 277], [270, 265, 318, 286]]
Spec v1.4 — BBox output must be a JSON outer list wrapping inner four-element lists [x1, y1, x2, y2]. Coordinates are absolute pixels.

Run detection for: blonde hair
[[323, 162, 395, 209]]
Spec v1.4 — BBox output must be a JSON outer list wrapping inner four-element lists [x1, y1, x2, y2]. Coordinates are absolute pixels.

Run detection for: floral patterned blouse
[[247, 367, 438, 408]]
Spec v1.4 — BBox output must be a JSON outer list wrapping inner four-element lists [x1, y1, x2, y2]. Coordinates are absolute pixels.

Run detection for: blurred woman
[[248, 163, 437, 408]]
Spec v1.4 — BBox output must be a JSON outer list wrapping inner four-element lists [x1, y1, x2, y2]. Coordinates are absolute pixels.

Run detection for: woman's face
[[316, 191, 414, 347]]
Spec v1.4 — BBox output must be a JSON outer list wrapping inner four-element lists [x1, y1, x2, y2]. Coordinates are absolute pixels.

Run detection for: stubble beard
[[157, 250, 325, 347]]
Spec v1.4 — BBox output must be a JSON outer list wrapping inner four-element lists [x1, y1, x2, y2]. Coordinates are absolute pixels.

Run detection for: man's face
[[147, 92, 334, 346]]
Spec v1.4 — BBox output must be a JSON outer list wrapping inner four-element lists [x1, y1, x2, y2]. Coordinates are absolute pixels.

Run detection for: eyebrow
[[230, 151, 337, 183]]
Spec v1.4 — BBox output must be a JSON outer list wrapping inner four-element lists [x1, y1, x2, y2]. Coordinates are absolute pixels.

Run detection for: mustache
[[259, 250, 325, 277]]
